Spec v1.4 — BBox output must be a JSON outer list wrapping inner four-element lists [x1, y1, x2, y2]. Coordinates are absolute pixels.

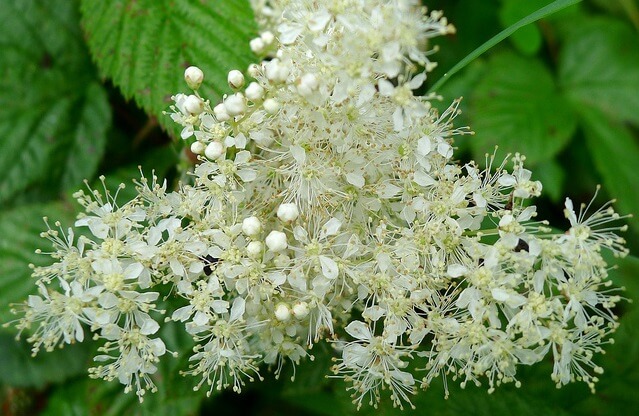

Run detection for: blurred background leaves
[[0, 0, 637, 415]]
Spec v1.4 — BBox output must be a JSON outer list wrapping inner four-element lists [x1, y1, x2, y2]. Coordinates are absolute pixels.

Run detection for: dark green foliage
[[0, 0, 110, 206], [80, 0, 258, 136]]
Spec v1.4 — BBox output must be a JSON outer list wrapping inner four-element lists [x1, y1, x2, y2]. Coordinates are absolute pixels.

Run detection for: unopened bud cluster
[[13, 0, 628, 410]]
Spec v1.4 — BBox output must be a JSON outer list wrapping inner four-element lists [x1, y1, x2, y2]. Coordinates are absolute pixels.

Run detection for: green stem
[[428, 0, 582, 93]]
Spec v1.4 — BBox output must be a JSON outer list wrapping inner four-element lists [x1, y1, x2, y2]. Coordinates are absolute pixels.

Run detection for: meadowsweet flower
[[12, 0, 629, 409]]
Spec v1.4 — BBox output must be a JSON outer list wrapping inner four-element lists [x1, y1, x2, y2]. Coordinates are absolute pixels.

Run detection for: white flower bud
[[247, 63, 260, 78], [263, 98, 280, 114], [245, 82, 265, 101], [297, 73, 318, 97], [227, 69, 245, 90], [184, 66, 204, 90], [224, 93, 246, 117], [246, 241, 263, 257], [265, 230, 288, 252], [250, 37, 265, 54], [277, 203, 299, 222], [213, 103, 230, 122], [190, 141, 206, 155], [261, 31, 275, 45], [184, 94, 204, 115], [274, 303, 291, 321], [264, 59, 290, 83], [242, 216, 262, 236], [292, 302, 309, 319], [204, 141, 225, 160]]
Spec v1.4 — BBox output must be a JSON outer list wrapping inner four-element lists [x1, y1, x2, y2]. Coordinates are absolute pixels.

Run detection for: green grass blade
[[429, 0, 582, 93]]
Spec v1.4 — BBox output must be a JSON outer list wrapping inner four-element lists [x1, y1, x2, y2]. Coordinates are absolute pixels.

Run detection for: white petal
[[319, 255, 339, 279], [414, 170, 435, 186], [447, 264, 467, 278], [345, 320, 372, 340], [124, 262, 144, 279], [172, 305, 193, 322], [378, 79, 394, 96], [230, 297, 246, 321], [320, 218, 341, 239], [211, 299, 230, 314], [237, 169, 258, 182], [491, 288, 510, 302], [88, 219, 109, 239], [346, 172, 365, 188], [290, 145, 306, 163]]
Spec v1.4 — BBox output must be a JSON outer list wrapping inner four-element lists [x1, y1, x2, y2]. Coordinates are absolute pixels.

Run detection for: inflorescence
[[10, 0, 629, 409]]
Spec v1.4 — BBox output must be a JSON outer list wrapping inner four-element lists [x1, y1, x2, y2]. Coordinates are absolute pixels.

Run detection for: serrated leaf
[[469, 52, 577, 165], [0, 0, 111, 206], [80, 0, 257, 137], [559, 17, 639, 126], [579, 105, 639, 232]]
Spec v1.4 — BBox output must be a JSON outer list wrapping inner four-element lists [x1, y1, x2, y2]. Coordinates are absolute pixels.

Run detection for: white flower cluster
[[13, 0, 629, 409]]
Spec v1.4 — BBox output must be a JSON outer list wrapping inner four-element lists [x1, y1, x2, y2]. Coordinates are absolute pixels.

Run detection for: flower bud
[[184, 94, 204, 115], [242, 216, 262, 236], [213, 103, 230, 122], [265, 230, 288, 252], [227, 69, 245, 90], [224, 93, 246, 117], [184, 66, 204, 90], [250, 37, 265, 54], [277, 203, 299, 222], [246, 241, 263, 257], [274, 303, 291, 321], [245, 82, 265, 101], [263, 98, 280, 114], [247, 63, 260, 78], [292, 302, 309, 319], [261, 31, 275, 45], [190, 141, 206, 155], [297, 73, 318, 97], [264, 59, 290, 83], [204, 141, 225, 160]]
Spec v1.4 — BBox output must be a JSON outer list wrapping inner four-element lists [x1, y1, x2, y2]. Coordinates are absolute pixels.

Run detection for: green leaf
[[0, 0, 111, 206], [559, 17, 639, 126], [0, 202, 93, 387], [468, 52, 577, 165], [39, 379, 90, 416], [0, 334, 91, 388], [80, 0, 257, 136], [499, 0, 552, 56], [578, 105, 639, 233], [534, 159, 565, 202], [429, 0, 582, 93]]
